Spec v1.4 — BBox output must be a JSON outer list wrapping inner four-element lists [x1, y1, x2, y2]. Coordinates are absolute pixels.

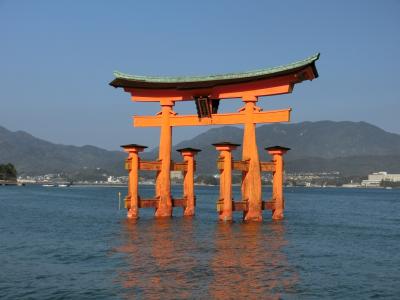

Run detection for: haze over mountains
[[0, 126, 125, 176], [1, 121, 400, 177]]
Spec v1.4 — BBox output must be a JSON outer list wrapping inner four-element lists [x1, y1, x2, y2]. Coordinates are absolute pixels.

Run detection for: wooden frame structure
[[214, 143, 290, 221], [111, 53, 319, 220], [121, 144, 200, 219]]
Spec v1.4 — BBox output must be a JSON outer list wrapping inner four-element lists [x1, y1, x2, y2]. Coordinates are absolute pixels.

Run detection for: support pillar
[[155, 100, 175, 217], [213, 142, 239, 221], [177, 147, 201, 216], [121, 144, 147, 219], [266, 146, 290, 220], [241, 96, 262, 222]]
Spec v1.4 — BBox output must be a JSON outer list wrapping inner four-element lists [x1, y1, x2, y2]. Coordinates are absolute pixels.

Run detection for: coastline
[[16, 182, 397, 189]]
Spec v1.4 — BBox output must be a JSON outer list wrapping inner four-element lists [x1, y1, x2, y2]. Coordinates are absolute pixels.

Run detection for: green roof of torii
[[110, 53, 319, 89]]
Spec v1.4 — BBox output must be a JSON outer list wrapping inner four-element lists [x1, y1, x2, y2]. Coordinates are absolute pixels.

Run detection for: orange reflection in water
[[116, 218, 198, 299], [147, 219, 197, 299], [115, 219, 298, 299], [209, 221, 299, 299], [114, 219, 144, 296]]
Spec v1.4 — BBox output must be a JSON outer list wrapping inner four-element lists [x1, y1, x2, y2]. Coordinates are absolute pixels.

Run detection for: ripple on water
[[0, 186, 399, 299]]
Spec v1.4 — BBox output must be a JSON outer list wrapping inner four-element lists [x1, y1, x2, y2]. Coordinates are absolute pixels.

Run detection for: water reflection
[[210, 222, 298, 299], [116, 219, 198, 299], [115, 219, 298, 299]]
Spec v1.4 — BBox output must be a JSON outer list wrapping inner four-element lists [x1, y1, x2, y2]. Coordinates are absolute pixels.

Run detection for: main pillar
[[266, 146, 290, 220], [213, 142, 239, 221], [121, 144, 147, 219], [155, 99, 174, 217], [177, 148, 201, 216], [241, 96, 262, 222]]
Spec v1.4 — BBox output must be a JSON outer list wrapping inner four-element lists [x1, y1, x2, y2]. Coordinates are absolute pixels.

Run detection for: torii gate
[[110, 53, 319, 221]]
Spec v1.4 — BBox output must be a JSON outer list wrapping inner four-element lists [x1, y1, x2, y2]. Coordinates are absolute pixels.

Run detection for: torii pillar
[[214, 142, 240, 221], [241, 95, 263, 221], [266, 146, 290, 220], [155, 99, 175, 217], [177, 147, 201, 217], [121, 144, 147, 219]]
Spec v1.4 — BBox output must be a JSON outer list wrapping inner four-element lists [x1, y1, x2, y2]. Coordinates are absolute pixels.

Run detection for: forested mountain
[[1, 121, 400, 177], [0, 126, 125, 176], [143, 121, 400, 175]]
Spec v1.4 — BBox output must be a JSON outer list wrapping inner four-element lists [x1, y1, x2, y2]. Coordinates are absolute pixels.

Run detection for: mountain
[[287, 155, 400, 175], [1, 121, 400, 177], [0, 126, 125, 176], [143, 121, 400, 175]]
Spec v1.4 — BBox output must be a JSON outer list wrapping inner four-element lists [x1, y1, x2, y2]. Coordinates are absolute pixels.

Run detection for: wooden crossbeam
[[232, 201, 248, 211], [216, 159, 224, 171], [139, 161, 161, 171], [171, 162, 187, 172], [260, 162, 275, 172], [233, 160, 249, 171], [217, 160, 276, 172], [136, 161, 188, 171], [133, 108, 291, 128], [124, 158, 131, 170], [172, 198, 186, 207], [262, 201, 275, 210], [128, 79, 294, 102], [138, 198, 186, 208], [138, 198, 159, 208], [216, 200, 275, 211]]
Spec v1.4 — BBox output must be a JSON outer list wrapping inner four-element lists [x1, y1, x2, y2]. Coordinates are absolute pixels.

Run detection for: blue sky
[[1, 0, 399, 150]]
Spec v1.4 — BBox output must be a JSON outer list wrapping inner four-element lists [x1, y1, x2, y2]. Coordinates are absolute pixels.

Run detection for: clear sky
[[1, 0, 399, 150]]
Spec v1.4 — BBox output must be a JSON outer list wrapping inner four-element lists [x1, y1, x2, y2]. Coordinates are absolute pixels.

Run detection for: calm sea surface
[[0, 185, 399, 299]]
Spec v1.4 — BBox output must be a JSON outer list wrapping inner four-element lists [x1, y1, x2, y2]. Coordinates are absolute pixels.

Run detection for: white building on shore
[[361, 172, 400, 187]]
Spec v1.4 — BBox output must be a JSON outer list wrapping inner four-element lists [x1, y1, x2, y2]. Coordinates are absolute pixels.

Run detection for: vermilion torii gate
[[110, 53, 319, 221]]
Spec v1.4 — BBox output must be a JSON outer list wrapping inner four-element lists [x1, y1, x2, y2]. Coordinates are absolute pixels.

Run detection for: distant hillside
[[1, 121, 400, 177], [143, 121, 400, 176], [0, 126, 125, 176], [287, 155, 400, 175]]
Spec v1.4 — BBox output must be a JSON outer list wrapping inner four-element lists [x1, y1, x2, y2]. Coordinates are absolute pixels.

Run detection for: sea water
[[0, 185, 399, 299]]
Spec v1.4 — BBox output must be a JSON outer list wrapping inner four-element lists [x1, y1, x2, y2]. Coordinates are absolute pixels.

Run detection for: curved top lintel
[[110, 53, 320, 91]]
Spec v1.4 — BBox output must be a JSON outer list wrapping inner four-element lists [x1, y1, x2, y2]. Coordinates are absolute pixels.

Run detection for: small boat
[[57, 184, 70, 187], [42, 184, 56, 187]]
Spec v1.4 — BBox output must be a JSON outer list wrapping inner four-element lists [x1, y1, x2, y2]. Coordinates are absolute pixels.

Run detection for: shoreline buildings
[[360, 172, 400, 187]]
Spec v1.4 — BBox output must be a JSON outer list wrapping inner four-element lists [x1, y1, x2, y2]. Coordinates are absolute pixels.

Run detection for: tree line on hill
[[0, 163, 17, 181]]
